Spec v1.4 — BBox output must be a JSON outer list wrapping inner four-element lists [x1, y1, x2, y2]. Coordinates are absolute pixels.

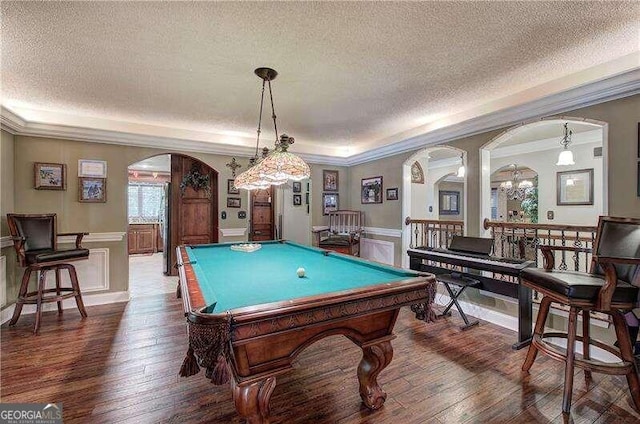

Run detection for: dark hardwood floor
[[2, 292, 639, 423]]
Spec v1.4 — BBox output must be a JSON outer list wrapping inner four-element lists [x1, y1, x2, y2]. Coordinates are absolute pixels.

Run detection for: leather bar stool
[[7, 213, 89, 334], [520, 216, 640, 420]]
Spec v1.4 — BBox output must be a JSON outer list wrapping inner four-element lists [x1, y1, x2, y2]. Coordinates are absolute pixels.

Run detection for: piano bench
[[437, 273, 480, 331]]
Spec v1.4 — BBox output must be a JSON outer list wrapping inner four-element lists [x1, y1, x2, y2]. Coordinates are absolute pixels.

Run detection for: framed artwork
[[34, 162, 66, 190], [386, 188, 398, 200], [322, 193, 339, 215], [293, 194, 302, 206], [323, 170, 339, 191], [78, 159, 107, 178], [292, 181, 302, 193], [361, 176, 383, 204], [78, 177, 106, 203], [227, 197, 241, 208], [557, 168, 594, 206], [227, 179, 239, 195], [305, 192, 309, 205], [439, 190, 460, 214], [411, 161, 424, 184]]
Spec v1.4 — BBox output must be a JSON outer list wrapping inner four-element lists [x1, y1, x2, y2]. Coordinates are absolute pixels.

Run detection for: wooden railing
[[404, 218, 464, 249], [483, 219, 597, 272], [404, 217, 598, 272]]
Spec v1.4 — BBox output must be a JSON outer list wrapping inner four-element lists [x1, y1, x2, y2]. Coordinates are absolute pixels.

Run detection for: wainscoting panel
[[40, 248, 110, 293], [361, 238, 394, 266]]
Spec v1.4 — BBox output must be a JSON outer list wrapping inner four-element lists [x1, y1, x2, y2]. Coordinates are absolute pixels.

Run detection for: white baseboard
[[0, 290, 130, 325]]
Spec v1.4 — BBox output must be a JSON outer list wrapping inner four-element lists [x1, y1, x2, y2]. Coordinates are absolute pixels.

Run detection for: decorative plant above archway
[[180, 164, 211, 198]]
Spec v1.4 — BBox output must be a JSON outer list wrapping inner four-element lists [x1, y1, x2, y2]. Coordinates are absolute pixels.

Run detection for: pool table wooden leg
[[232, 375, 276, 424], [357, 338, 393, 410]]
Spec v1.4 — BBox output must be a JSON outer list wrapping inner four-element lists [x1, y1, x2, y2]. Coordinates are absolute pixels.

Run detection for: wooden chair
[[7, 213, 89, 334], [520, 216, 640, 419], [312, 210, 364, 256]]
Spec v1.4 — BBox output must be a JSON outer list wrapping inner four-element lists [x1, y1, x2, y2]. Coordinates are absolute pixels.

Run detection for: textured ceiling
[[2, 2, 638, 157]]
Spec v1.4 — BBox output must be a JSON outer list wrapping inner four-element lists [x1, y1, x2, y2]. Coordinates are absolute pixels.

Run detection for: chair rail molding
[[363, 227, 402, 238]]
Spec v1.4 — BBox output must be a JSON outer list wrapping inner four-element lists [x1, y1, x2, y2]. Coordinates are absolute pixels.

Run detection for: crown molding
[[346, 68, 640, 165], [2, 68, 638, 167]]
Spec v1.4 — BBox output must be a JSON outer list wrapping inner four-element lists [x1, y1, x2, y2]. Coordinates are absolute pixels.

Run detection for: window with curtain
[[128, 183, 164, 223]]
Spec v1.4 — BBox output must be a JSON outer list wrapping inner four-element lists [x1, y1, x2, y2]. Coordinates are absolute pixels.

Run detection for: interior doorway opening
[[127, 154, 174, 298], [127, 153, 219, 297]]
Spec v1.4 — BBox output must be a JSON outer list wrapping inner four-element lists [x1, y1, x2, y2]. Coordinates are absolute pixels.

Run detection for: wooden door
[[169, 155, 218, 275], [250, 187, 274, 241]]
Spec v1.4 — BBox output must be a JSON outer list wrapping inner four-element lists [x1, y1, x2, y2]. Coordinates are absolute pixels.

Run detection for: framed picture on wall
[[227, 179, 239, 195], [293, 194, 302, 206], [78, 159, 107, 178], [323, 170, 338, 191], [439, 190, 459, 214], [227, 197, 241, 208], [361, 176, 383, 204], [386, 187, 398, 200], [78, 177, 107, 203], [292, 181, 302, 193], [34, 162, 66, 190], [557, 168, 594, 206], [322, 193, 339, 215]]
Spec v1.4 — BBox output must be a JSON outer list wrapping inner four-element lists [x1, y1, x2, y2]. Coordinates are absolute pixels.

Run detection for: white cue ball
[[296, 267, 305, 278]]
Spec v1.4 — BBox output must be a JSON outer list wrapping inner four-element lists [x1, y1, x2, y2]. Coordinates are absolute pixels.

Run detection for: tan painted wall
[[1, 130, 15, 236], [1, 130, 18, 306], [348, 152, 412, 229], [4, 135, 273, 310]]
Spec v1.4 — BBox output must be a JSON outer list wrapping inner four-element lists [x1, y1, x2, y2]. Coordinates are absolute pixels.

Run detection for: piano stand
[[437, 273, 480, 331]]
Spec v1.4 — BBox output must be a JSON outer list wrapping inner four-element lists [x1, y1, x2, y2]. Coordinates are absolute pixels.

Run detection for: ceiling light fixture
[[456, 154, 465, 178], [234, 68, 310, 190], [556, 122, 575, 166], [499, 164, 533, 201]]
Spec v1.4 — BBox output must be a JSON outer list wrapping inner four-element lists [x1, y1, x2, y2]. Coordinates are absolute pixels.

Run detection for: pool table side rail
[[177, 245, 436, 324], [177, 246, 207, 315]]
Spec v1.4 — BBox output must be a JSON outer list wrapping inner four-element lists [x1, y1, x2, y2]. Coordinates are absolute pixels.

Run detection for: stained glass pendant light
[[234, 68, 310, 190]]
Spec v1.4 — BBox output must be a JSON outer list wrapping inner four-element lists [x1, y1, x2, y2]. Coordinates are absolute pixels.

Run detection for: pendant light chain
[[267, 79, 279, 147], [253, 79, 267, 159]]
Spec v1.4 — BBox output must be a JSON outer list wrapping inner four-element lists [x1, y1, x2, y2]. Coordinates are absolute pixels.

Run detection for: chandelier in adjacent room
[[499, 164, 533, 201], [234, 68, 311, 190]]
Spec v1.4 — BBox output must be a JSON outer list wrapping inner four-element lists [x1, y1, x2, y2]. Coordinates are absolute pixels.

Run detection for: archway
[[402, 145, 466, 268], [127, 153, 219, 281], [479, 116, 607, 234]]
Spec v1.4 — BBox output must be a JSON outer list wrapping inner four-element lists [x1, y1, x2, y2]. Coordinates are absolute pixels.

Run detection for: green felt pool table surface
[[184, 240, 420, 313]]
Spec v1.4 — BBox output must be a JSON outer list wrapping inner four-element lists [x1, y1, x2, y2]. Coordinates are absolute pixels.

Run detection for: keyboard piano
[[407, 237, 535, 349]]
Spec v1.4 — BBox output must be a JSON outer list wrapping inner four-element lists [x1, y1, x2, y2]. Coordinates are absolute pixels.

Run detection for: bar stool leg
[[34, 269, 48, 335], [522, 296, 552, 372], [582, 310, 592, 382], [9, 268, 32, 326], [562, 306, 579, 418], [66, 264, 87, 318], [55, 267, 63, 314], [611, 310, 640, 410]]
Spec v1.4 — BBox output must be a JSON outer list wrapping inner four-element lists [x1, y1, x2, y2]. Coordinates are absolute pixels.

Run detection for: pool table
[[177, 240, 436, 423]]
